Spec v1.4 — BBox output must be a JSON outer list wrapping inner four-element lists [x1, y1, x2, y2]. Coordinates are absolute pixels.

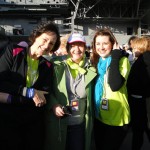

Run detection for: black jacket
[[0, 43, 53, 114], [127, 51, 150, 124], [127, 52, 150, 97], [0, 43, 54, 150]]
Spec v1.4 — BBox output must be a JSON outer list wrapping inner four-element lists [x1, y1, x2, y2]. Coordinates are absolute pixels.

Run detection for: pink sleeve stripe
[[13, 48, 24, 57], [46, 61, 51, 68]]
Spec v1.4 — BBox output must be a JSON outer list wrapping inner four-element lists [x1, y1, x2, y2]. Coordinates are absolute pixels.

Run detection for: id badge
[[101, 98, 109, 110], [71, 99, 79, 111]]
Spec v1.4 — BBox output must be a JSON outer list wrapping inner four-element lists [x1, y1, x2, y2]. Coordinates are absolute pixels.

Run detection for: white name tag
[[101, 98, 109, 110]]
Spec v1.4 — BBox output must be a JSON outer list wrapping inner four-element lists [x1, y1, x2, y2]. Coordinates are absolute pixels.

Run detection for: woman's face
[[69, 42, 85, 64], [31, 32, 57, 58], [95, 35, 112, 58]]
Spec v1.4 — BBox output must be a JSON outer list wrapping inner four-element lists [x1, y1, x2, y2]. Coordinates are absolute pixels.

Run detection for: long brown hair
[[91, 28, 117, 67]]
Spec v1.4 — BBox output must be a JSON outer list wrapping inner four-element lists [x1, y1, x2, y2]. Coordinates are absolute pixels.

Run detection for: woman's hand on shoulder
[[113, 42, 119, 50]]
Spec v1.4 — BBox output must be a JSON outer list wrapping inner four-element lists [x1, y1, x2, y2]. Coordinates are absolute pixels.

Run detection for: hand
[[113, 42, 119, 50], [112, 42, 121, 59], [53, 104, 64, 117], [0, 92, 10, 103], [33, 89, 48, 107]]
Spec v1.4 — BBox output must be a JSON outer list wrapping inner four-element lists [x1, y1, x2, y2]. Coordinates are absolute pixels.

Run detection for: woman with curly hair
[[0, 21, 60, 150]]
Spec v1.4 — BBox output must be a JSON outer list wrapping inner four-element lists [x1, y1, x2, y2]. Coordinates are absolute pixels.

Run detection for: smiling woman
[[29, 32, 57, 59], [91, 28, 131, 150], [44, 32, 97, 150], [0, 21, 60, 150]]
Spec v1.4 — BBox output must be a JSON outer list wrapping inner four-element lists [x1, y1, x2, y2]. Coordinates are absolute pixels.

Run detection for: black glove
[[108, 49, 125, 91], [111, 49, 128, 60], [111, 49, 123, 60]]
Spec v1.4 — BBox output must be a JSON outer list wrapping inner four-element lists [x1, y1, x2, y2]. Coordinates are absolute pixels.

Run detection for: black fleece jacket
[[0, 43, 53, 105], [108, 49, 127, 91], [127, 51, 150, 97]]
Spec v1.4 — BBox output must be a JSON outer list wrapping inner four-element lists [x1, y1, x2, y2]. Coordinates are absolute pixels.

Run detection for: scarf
[[66, 56, 86, 78], [27, 55, 39, 87], [94, 56, 111, 117]]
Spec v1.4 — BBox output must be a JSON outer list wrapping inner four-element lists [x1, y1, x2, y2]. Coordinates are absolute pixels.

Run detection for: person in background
[[84, 45, 91, 58], [55, 34, 70, 56], [123, 43, 134, 66], [128, 35, 138, 51], [0, 21, 60, 150], [44, 32, 97, 150], [91, 28, 131, 150], [127, 36, 150, 150], [0, 33, 11, 56], [131, 37, 143, 62]]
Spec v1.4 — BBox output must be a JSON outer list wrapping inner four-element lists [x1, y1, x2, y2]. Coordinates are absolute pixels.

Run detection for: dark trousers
[[94, 119, 128, 150], [66, 122, 85, 150], [0, 104, 45, 150], [129, 97, 150, 150]]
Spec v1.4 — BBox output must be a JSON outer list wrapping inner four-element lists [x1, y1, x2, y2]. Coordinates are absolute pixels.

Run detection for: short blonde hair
[[132, 36, 150, 53]]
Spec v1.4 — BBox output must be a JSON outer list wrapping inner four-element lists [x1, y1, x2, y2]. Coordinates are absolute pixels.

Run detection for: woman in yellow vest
[[91, 28, 131, 150]]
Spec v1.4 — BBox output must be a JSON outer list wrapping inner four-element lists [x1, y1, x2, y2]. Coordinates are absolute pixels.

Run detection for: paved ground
[[120, 128, 150, 150]]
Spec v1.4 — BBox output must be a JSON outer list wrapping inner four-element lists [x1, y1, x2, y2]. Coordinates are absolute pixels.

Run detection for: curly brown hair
[[28, 21, 60, 52]]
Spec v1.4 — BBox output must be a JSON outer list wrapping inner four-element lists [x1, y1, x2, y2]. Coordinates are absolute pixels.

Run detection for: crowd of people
[[0, 20, 150, 150]]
